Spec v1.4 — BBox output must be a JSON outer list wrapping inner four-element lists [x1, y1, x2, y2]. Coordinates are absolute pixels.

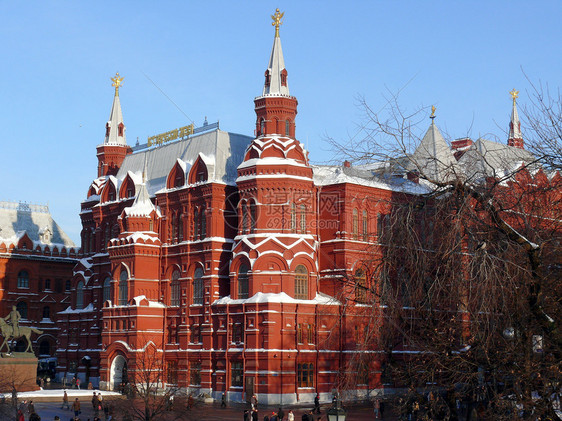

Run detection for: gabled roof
[[457, 138, 536, 180], [0, 201, 76, 248]]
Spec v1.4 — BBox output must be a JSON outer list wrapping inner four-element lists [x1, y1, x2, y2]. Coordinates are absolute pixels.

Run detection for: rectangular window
[[231, 362, 243, 387], [297, 323, 303, 344], [190, 362, 201, 385], [307, 324, 315, 344], [167, 360, 178, 384], [362, 211, 368, 242], [232, 323, 244, 343], [300, 205, 306, 234], [297, 363, 314, 388]]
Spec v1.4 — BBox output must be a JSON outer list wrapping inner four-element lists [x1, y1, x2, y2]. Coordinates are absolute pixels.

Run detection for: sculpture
[[0, 306, 43, 353]]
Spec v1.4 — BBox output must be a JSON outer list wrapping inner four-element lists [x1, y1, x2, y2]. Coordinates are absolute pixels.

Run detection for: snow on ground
[[0, 388, 121, 399]]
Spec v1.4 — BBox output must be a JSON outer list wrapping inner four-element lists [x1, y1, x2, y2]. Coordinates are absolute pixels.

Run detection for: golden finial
[[271, 8, 284, 38], [111, 72, 124, 96], [430, 105, 436, 120], [510, 88, 519, 104]]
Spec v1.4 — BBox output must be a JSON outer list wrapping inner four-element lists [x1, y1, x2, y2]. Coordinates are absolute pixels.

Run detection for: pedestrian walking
[[287, 410, 295, 421], [72, 397, 81, 417], [221, 392, 227, 408], [62, 390, 70, 409], [76, 377, 81, 389], [28, 399, 35, 415], [278, 407, 285, 420], [17, 409, 24, 421], [92, 392, 99, 410], [373, 398, 381, 419], [314, 394, 321, 414]]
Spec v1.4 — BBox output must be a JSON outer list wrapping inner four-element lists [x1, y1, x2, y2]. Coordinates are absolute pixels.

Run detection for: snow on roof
[[457, 138, 536, 180], [312, 165, 429, 195], [0, 201, 76, 248], [58, 303, 94, 314], [213, 291, 340, 306], [115, 129, 252, 196], [132, 295, 165, 307]]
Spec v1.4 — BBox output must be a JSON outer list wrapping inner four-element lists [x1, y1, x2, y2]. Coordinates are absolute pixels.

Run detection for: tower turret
[[96, 72, 132, 177], [254, 9, 298, 138], [508, 88, 524, 149]]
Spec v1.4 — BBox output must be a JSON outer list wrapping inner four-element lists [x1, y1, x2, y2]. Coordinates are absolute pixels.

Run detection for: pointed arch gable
[[261, 144, 286, 159], [167, 159, 187, 189], [119, 174, 136, 200], [188, 155, 209, 184], [101, 178, 118, 203]]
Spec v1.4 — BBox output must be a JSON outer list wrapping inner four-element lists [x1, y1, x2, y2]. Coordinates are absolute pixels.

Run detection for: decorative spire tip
[[510, 88, 519, 104], [271, 8, 284, 38], [430, 105, 436, 120], [111, 72, 124, 96]]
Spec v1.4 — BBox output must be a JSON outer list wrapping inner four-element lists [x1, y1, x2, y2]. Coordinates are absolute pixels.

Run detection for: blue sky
[[1, 1, 561, 243]]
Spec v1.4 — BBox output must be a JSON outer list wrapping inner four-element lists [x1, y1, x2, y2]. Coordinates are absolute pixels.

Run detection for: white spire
[[262, 9, 290, 97], [124, 181, 155, 218], [508, 88, 522, 141], [104, 72, 127, 146]]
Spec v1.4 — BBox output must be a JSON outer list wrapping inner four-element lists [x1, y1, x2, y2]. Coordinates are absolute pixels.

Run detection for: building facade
[[55, 12, 555, 405], [0, 201, 78, 359]]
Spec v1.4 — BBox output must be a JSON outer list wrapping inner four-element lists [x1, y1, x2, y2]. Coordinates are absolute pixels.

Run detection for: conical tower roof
[[411, 112, 458, 183]]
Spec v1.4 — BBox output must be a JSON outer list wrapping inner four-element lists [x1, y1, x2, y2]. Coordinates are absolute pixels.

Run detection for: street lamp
[[327, 397, 346, 421]]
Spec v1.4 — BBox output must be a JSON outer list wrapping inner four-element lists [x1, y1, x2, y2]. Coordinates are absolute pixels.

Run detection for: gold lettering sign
[[147, 124, 194, 147]]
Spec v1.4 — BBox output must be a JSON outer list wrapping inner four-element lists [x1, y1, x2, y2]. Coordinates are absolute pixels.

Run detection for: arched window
[[238, 264, 249, 299], [300, 204, 306, 234], [119, 269, 128, 305], [17, 270, 29, 289], [16, 301, 28, 319], [171, 270, 181, 307], [103, 277, 112, 303], [362, 210, 368, 241], [294, 265, 308, 299], [42, 306, 50, 319], [250, 202, 256, 233], [65, 279, 71, 291], [355, 269, 367, 304], [260, 118, 265, 136], [291, 202, 296, 233], [285, 120, 290, 136], [193, 267, 204, 305], [353, 208, 359, 240], [76, 281, 84, 309], [242, 202, 248, 234], [104, 223, 111, 250], [200, 206, 206, 239], [39, 340, 51, 356]]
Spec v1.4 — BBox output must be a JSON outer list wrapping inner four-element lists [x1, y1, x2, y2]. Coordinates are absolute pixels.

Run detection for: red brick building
[[55, 12, 555, 405], [0, 201, 78, 358]]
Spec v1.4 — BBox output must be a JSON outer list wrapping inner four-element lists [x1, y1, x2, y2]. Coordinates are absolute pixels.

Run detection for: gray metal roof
[[457, 138, 536, 180], [116, 129, 253, 195], [0, 202, 76, 247]]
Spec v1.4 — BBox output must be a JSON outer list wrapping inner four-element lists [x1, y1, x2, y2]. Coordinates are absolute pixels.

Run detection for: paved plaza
[[2, 390, 397, 421]]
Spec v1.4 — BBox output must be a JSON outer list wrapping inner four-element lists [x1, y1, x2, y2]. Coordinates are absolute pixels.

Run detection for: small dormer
[[119, 174, 137, 200], [101, 179, 117, 203], [39, 227, 52, 244], [189, 156, 208, 184], [167, 160, 187, 189]]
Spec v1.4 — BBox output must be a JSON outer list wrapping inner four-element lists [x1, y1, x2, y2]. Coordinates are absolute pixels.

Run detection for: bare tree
[[112, 343, 190, 421], [328, 89, 562, 419]]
